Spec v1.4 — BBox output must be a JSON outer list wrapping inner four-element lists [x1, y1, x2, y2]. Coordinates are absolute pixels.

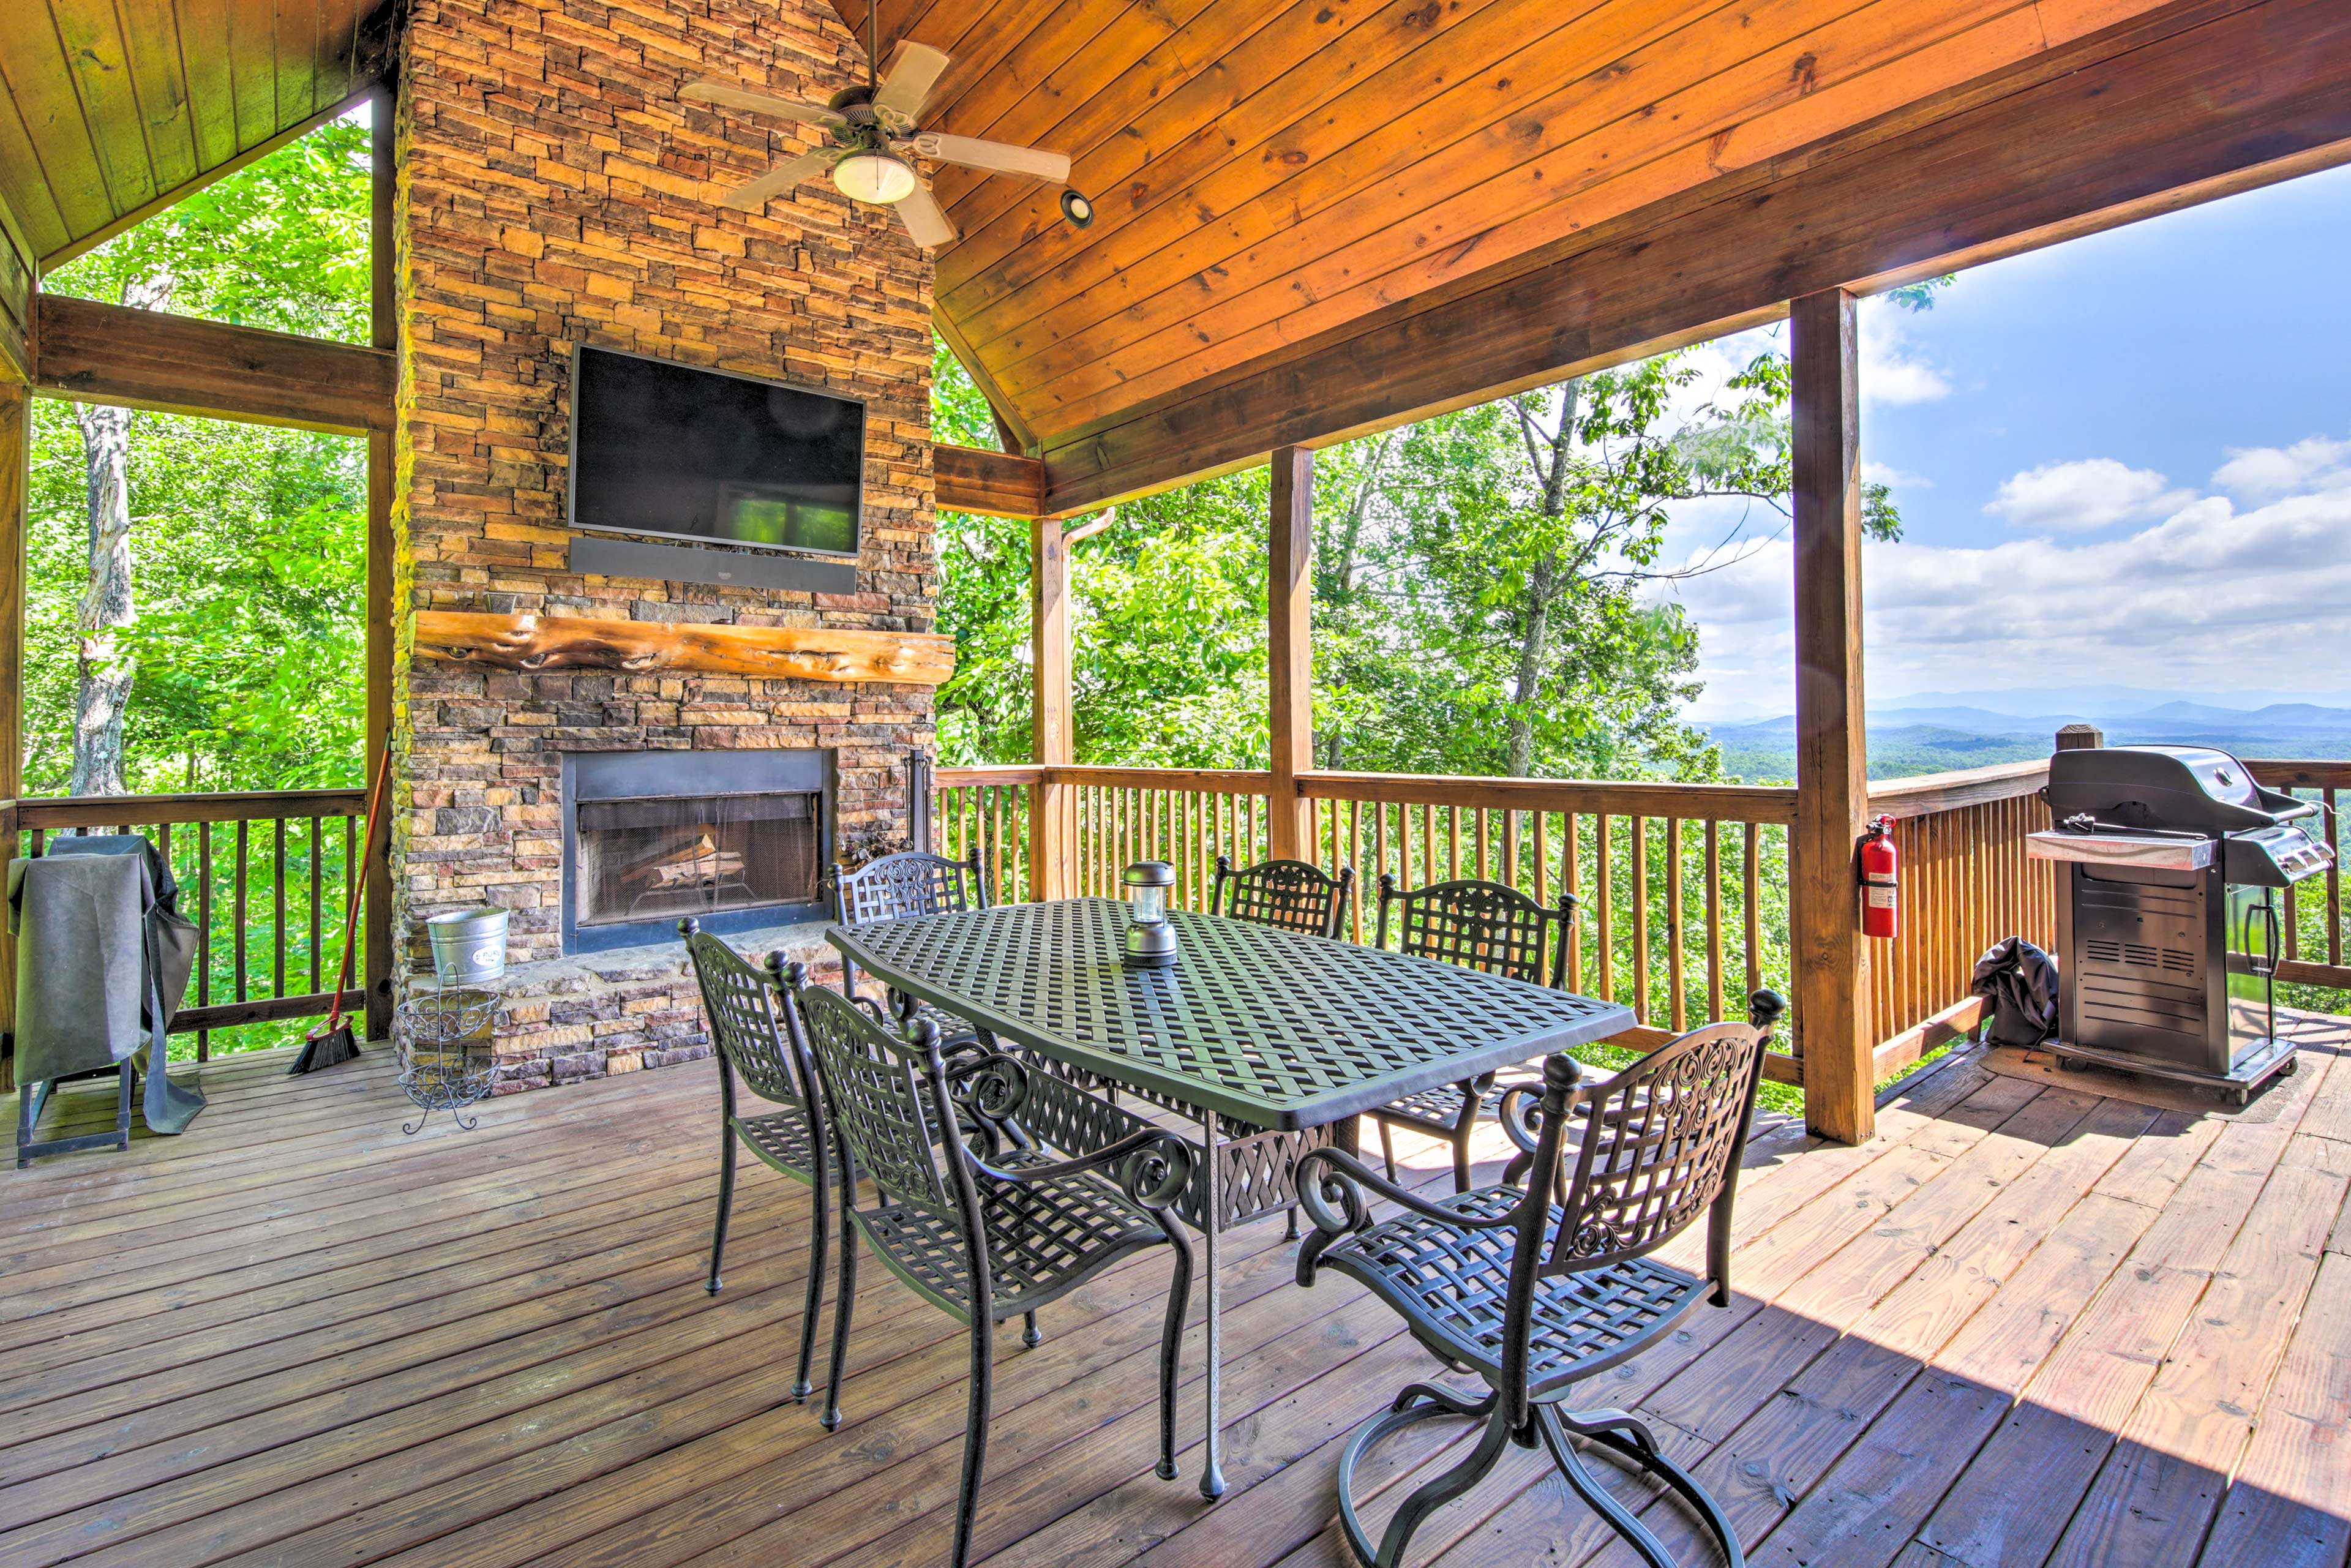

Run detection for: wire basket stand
[[394, 987, 501, 1135]]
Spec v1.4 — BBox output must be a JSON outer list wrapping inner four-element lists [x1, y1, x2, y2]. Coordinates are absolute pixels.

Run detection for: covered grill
[[2027, 745, 2334, 1103]]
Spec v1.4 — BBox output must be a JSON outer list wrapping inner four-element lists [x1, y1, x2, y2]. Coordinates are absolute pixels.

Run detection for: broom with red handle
[[293, 742, 393, 1075]]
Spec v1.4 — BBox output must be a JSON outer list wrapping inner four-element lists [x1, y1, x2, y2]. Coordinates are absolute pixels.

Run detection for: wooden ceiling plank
[[0, 89, 76, 258], [937, 0, 1496, 329], [172, 0, 239, 171], [44, 0, 163, 220], [920, 0, 1137, 147], [1, 12, 127, 239], [35, 86, 367, 269], [924, 0, 1213, 213], [227, 0, 278, 151], [983, 0, 1968, 376], [1036, 0, 2350, 511], [312, 0, 361, 114], [111, 0, 203, 195], [930, 0, 1294, 288], [893, 0, 1068, 134], [1033, 0, 2065, 421], [997, 0, 2042, 414], [273, 0, 318, 130]]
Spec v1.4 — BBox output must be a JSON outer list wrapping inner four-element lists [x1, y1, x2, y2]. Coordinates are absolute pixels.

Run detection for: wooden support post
[[364, 81, 396, 1043], [1030, 514, 1071, 901], [1790, 288, 1874, 1144], [1267, 446, 1314, 863], [0, 381, 26, 1089]]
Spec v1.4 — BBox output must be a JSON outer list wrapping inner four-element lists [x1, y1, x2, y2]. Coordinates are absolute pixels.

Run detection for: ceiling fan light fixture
[[833, 151, 917, 205]]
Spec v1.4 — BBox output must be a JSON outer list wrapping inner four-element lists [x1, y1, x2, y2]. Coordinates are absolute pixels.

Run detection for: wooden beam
[[1034, 0, 2351, 514], [936, 443, 1048, 519], [0, 383, 26, 1086], [365, 79, 396, 1045], [1266, 446, 1313, 864], [0, 206, 30, 384], [1789, 288, 1872, 1146], [32, 292, 394, 435], [413, 612, 957, 685], [1029, 514, 1072, 901]]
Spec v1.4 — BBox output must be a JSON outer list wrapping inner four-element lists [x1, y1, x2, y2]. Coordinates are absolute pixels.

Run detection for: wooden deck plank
[[2193, 1248, 2351, 1568]]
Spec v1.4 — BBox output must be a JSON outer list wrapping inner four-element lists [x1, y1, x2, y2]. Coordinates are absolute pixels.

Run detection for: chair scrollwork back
[[1212, 855, 1354, 940], [783, 971, 954, 1212], [683, 923, 811, 1108], [1375, 874, 1572, 989]]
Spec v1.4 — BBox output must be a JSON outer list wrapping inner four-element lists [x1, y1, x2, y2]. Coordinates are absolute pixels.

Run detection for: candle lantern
[[1121, 861, 1179, 969]]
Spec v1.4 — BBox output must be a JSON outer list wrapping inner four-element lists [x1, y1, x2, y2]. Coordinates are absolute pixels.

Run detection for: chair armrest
[[964, 1127, 1195, 1210], [1292, 1146, 1527, 1285]]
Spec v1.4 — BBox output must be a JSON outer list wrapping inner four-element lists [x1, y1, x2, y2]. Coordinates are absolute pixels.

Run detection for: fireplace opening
[[563, 749, 833, 953], [574, 792, 819, 929]]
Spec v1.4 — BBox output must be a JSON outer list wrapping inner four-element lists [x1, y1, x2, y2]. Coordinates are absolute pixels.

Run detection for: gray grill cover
[[7, 837, 204, 1135]]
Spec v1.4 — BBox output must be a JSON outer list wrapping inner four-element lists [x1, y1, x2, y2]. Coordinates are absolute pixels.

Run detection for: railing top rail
[[934, 765, 1046, 787], [1054, 765, 1274, 794], [13, 787, 370, 829], [1866, 760, 2049, 820], [2244, 759, 2351, 790], [1300, 770, 1799, 824]]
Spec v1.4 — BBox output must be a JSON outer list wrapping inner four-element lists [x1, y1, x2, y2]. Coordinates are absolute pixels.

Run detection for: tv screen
[[567, 346, 864, 558]]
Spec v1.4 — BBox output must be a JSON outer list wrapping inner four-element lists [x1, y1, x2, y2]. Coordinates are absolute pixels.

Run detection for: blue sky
[[1660, 159, 2351, 722]]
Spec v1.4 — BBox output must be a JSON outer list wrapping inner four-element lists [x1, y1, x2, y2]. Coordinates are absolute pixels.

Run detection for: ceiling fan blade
[[872, 42, 951, 126], [894, 182, 958, 248], [719, 149, 838, 212], [909, 132, 1069, 184], [681, 80, 843, 129]]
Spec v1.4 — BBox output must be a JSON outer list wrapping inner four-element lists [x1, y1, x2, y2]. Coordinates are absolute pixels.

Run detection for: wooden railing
[[933, 766, 1041, 909], [1067, 768, 1275, 909], [1862, 762, 2056, 1078], [12, 788, 369, 1058], [2246, 760, 2350, 991]]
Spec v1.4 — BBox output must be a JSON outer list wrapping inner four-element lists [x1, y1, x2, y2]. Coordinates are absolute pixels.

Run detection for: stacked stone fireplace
[[389, 0, 939, 1090]]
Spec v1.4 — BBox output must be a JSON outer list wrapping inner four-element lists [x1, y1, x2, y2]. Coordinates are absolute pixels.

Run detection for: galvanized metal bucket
[[425, 905, 509, 986]]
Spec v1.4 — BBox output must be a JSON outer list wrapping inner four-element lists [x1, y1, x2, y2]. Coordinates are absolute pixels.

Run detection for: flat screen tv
[[566, 345, 864, 559]]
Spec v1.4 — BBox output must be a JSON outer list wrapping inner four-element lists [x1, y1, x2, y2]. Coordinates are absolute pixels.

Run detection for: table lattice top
[[827, 899, 1633, 1128]]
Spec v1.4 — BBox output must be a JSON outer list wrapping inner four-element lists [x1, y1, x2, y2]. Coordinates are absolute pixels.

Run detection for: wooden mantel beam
[[414, 611, 956, 685], [32, 292, 394, 435], [1036, 0, 2351, 514]]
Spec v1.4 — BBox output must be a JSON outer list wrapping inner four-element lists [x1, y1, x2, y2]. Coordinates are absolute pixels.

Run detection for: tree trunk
[[70, 269, 173, 795], [1504, 555, 1554, 778]]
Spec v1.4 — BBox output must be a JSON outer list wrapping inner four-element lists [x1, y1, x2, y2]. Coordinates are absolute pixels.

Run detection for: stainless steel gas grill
[[2026, 745, 2335, 1103]]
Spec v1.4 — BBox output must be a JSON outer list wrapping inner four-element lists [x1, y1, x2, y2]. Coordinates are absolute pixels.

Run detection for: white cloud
[[1859, 303, 1951, 407], [1659, 433, 2351, 721], [1862, 460, 1932, 490], [2213, 435, 2351, 502], [1984, 458, 2197, 532]]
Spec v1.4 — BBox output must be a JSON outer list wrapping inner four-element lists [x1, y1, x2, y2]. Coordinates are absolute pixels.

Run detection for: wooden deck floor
[[4, 1018, 2350, 1568]]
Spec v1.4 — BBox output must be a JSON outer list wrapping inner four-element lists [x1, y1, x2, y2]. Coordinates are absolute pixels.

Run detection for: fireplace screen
[[572, 791, 820, 929]]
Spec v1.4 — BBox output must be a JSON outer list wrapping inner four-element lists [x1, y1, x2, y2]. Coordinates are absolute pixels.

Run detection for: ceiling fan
[[681, 10, 1092, 248]]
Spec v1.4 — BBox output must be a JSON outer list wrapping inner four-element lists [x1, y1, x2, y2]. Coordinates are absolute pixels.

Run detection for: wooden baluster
[[1563, 812, 1580, 992], [1596, 816, 1615, 1008], [1667, 817, 1686, 1032], [308, 817, 323, 995], [197, 822, 214, 1060], [1447, 805, 1461, 882], [2328, 786, 2341, 969], [1743, 823, 1762, 1013], [1630, 816, 1650, 1024], [1472, 807, 1487, 882], [272, 817, 288, 999], [1704, 819, 1724, 1022], [343, 815, 358, 1012], [1371, 803, 1390, 943], [234, 820, 250, 1011]]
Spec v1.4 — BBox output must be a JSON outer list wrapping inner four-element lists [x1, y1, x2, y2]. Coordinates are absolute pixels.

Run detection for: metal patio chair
[[1364, 874, 1575, 1193], [1210, 853, 1355, 939], [776, 960, 1197, 1568], [680, 920, 834, 1405], [1294, 991, 1786, 1568], [829, 848, 990, 1045]]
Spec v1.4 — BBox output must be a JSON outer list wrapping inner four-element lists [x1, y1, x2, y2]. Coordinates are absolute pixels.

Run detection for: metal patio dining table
[[827, 895, 1636, 1498]]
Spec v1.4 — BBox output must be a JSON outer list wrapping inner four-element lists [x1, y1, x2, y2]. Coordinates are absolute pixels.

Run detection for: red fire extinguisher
[[1861, 815, 1899, 939]]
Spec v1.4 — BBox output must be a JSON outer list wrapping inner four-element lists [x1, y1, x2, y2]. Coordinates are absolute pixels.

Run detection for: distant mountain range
[[1702, 690, 2351, 782]]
